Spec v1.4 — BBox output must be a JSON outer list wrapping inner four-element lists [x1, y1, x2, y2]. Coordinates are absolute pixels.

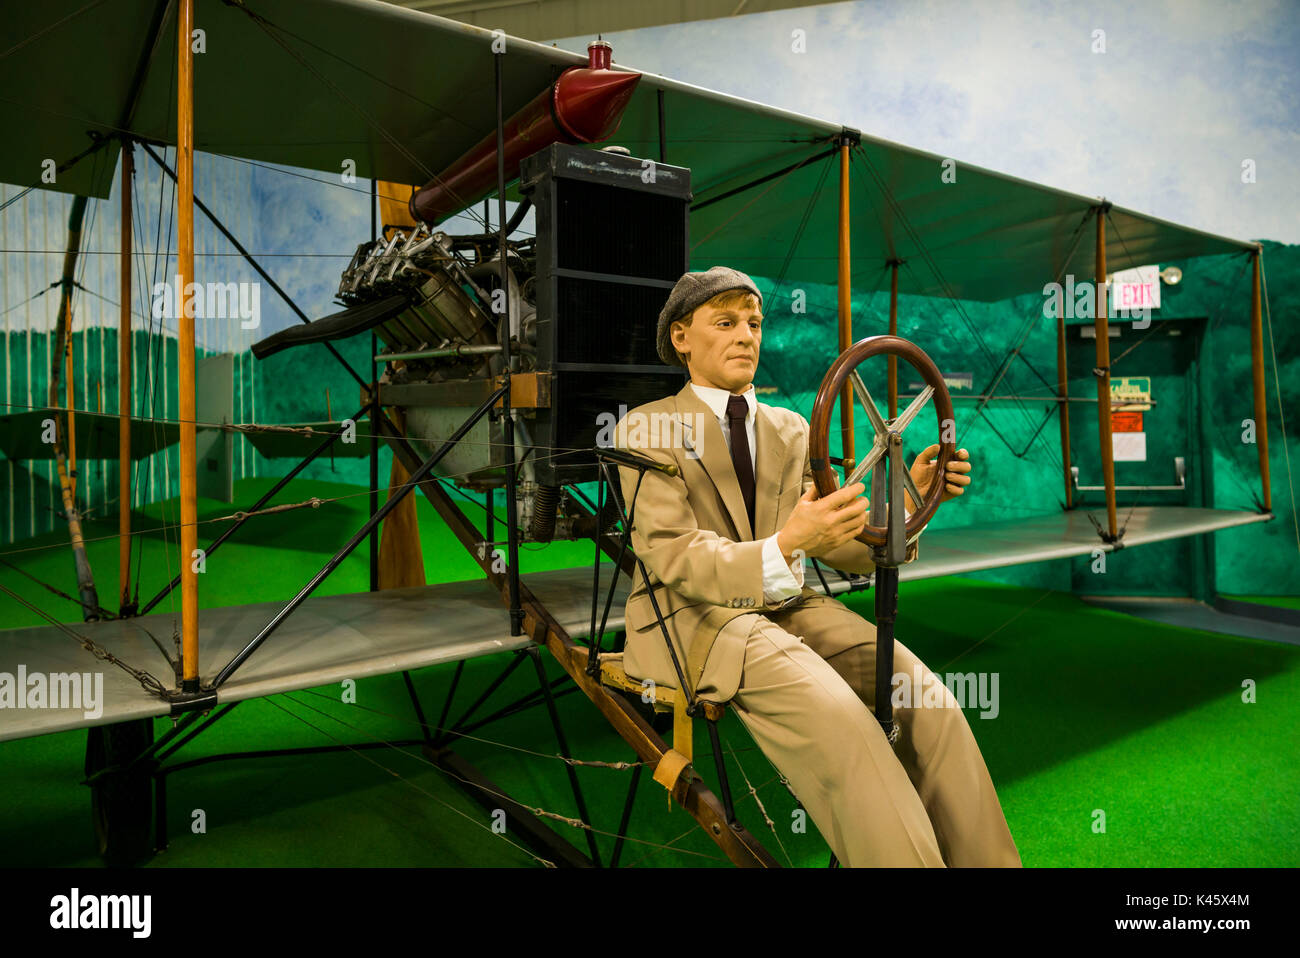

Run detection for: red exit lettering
[[1118, 284, 1153, 307]]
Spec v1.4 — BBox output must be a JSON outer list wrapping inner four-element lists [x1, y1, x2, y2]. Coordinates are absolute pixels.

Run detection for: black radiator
[[520, 143, 691, 485]]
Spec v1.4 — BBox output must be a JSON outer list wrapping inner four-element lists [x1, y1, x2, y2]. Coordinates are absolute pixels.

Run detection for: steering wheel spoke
[[900, 463, 924, 514], [849, 370, 890, 439], [845, 436, 887, 488], [892, 384, 933, 436]]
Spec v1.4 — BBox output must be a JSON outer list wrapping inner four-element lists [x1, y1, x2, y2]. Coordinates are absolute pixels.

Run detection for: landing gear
[[84, 718, 155, 866]]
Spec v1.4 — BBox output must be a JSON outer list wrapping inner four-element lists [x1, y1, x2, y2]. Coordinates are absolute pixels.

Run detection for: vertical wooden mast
[[1056, 291, 1073, 509], [1248, 246, 1271, 511], [888, 260, 899, 418], [837, 135, 854, 464], [1092, 204, 1118, 539], [119, 141, 133, 612], [178, 0, 199, 690], [49, 195, 100, 620], [65, 336, 76, 499]]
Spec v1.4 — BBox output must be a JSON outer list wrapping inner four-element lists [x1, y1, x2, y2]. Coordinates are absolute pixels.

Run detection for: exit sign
[[1110, 265, 1161, 312]]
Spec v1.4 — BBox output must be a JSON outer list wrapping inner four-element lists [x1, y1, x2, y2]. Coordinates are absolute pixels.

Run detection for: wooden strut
[[1056, 261, 1073, 509], [837, 138, 854, 466], [177, 0, 199, 689], [119, 140, 133, 611], [1092, 205, 1118, 539], [888, 261, 899, 419], [48, 195, 100, 622], [65, 325, 76, 500], [1055, 282, 1076, 509], [1248, 247, 1271, 511], [376, 407, 427, 589], [377, 418, 779, 867]]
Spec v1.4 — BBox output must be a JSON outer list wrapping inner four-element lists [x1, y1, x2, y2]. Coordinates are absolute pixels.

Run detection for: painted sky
[[551, 0, 1298, 247], [288, 0, 1300, 334]]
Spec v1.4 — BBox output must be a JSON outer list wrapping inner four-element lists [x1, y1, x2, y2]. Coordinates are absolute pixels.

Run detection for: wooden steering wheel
[[809, 335, 956, 549]]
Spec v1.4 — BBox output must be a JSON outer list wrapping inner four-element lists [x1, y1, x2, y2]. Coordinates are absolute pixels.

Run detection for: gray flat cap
[[656, 266, 763, 367]]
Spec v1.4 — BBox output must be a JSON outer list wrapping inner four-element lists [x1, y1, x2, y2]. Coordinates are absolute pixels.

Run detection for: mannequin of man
[[612, 266, 1021, 867]]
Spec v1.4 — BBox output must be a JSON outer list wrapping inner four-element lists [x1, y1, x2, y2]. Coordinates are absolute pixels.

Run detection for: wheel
[[84, 718, 155, 866], [808, 335, 956, 547]]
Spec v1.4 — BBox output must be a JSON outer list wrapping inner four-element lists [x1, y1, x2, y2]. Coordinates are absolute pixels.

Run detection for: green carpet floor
[[1, 477, 1297, 867]]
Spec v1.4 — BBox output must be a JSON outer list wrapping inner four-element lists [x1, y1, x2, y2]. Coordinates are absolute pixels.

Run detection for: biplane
[[0, 0, 1287, 869]]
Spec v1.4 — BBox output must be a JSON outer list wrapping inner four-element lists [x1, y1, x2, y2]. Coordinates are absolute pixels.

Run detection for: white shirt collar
[[689, 381, 756, 423]]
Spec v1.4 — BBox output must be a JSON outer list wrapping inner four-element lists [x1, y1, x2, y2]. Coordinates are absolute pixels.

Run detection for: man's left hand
[[904, 444, 973, 512]]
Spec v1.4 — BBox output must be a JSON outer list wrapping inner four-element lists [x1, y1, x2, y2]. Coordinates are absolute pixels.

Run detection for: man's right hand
[[776, 482, 868, 562]]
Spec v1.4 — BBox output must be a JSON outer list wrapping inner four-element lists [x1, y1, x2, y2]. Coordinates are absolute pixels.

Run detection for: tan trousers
[[699, 598, 1022, 867]]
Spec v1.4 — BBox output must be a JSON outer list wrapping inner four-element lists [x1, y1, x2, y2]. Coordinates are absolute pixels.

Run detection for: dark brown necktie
[[726, 394, 756, 535]]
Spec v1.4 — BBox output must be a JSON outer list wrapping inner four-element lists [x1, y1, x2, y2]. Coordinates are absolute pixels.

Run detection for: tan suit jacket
[[613, 380, 888, 702]]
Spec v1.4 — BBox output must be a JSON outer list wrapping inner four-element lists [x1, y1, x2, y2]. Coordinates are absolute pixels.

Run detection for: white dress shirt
[[688, 381, 805, 604]]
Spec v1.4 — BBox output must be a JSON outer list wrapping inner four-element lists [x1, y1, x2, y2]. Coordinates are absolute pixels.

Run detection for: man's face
[[671, 299, 762, 393]]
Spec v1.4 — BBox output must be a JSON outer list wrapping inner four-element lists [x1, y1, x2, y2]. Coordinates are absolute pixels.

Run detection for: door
[[1066, 317, 1213, 598]]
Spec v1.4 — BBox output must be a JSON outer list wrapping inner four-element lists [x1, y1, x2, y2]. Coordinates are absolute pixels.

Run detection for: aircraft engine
[[336, 221, 540, 510], [254, 142, 691, 544]]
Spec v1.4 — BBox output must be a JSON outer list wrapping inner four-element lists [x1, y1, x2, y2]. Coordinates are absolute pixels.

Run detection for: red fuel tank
[[409, 39, 641, 225]]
